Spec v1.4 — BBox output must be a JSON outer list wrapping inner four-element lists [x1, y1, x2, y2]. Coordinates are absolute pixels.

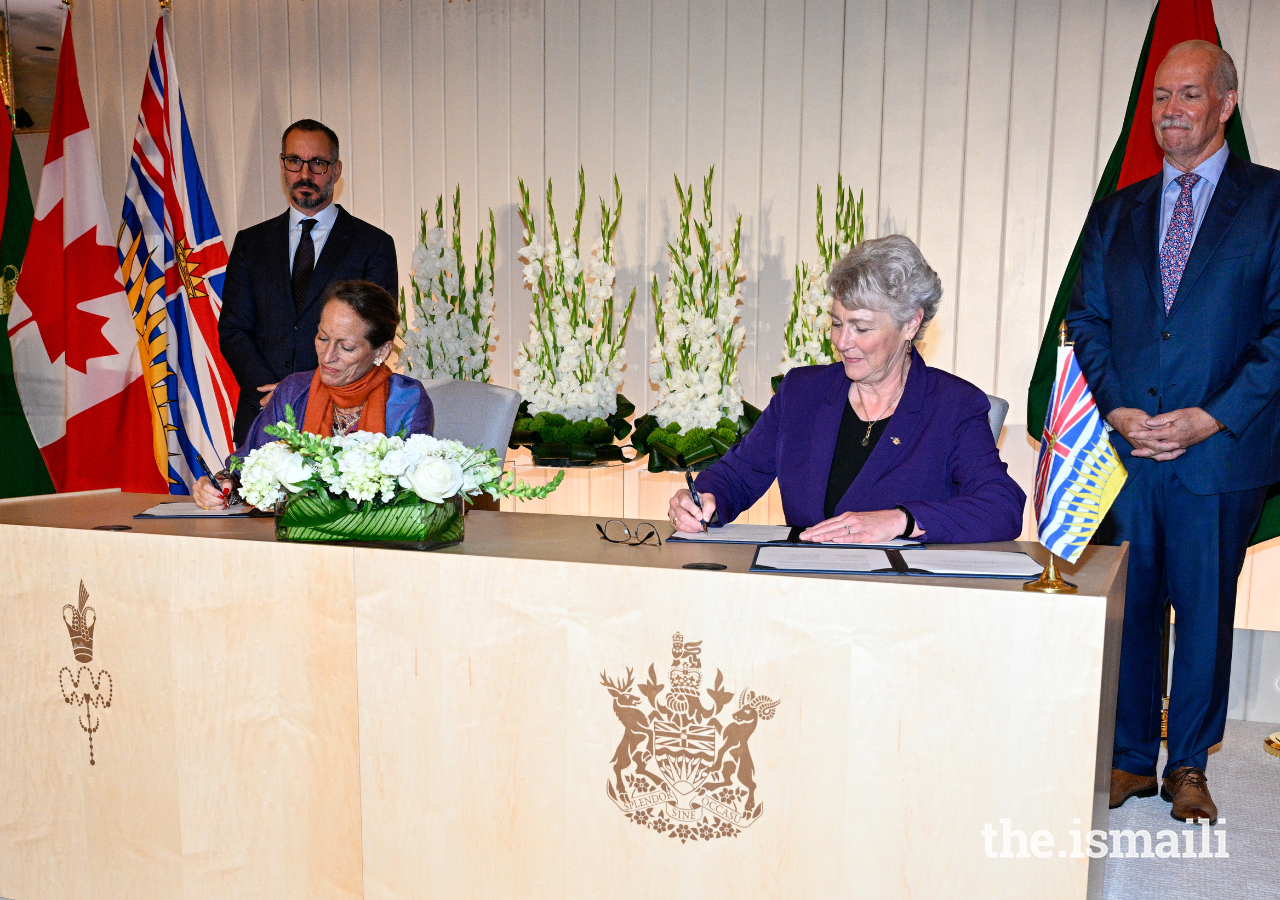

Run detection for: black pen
[[684, 471, 708, 533], [195, 453, 229, 508]]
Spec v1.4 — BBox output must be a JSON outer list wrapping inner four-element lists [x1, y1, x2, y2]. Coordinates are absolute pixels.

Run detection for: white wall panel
[[68, 0, 1279, 620], [380, 0, 416, 294], [914, 0, 971, 374]]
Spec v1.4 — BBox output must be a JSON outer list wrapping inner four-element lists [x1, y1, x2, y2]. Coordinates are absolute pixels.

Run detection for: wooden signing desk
[[0, 492, 1125, 900]]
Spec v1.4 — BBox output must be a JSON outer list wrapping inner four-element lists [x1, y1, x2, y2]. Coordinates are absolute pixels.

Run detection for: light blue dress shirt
[[287, 202, 340, 274], [1158, 142, 1229, 249]]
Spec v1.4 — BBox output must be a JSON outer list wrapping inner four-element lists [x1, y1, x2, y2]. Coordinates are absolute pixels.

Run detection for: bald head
[[1151, 41, 1238, 172]]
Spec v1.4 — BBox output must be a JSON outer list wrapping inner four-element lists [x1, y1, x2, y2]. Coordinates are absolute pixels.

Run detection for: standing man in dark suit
[[219, 119, 398, 445], [1069, 40, 1280, 824]]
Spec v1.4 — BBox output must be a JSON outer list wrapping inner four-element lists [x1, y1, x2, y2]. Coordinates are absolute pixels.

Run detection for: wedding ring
[[844, 524, 850, 535]]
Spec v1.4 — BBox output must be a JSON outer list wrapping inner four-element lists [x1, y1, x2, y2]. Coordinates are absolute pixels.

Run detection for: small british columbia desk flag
[[1033, 342, 1127, 565]]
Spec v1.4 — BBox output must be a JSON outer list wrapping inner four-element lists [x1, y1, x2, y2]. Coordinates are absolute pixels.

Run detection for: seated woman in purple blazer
[[669, 235, 1024, 544], [192, 280, 434, 509]]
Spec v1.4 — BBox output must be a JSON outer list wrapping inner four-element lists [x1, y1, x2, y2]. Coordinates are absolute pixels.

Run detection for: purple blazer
[[694, 351, 1025, 543], [228, 370, 434, 464]]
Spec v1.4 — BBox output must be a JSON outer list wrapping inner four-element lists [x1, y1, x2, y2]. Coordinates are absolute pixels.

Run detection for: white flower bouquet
[[233, 408, 563, 548], [775, 177, 864, 389], [399, 186, 497, 382], [511, 168, 637, 465], [631, 168, 761, 472]]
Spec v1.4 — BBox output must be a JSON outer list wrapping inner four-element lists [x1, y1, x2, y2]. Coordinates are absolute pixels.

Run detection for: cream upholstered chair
[[986, 394, 1010, 444], [417, 378, 522, 467]]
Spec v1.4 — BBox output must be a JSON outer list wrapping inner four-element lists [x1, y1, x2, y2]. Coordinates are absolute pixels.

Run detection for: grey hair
[[826, 234, 942, 343], [1166, 40, 1238, 95]]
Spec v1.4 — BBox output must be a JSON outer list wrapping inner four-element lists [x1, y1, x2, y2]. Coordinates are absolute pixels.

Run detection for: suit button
[[1148, 387, 1157, 396], [1161, 331, 1171, 340]]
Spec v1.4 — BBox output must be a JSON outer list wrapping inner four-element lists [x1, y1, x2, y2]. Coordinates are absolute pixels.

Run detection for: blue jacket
[[228, 370, 434, 466], [693, 351, 1026, 543], [1067, 152, 1280, 495]]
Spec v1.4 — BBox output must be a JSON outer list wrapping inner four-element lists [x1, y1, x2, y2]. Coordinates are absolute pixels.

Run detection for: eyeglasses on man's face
[[596, 519, 663, 546], [280, 154, 334, 175]]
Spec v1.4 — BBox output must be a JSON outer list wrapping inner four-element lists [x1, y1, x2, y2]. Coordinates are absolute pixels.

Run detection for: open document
[[751, 545, 1044, 579], [669, 523, 922, 548], [134, 502, 258, 518]]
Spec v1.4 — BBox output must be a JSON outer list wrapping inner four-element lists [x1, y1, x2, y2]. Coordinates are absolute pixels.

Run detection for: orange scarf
[[302, 364, 392, 437]]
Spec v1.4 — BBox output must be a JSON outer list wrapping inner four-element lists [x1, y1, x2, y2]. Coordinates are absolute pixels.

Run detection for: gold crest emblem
[[59, 581, 112, 765], [602, 632, 779, 841]]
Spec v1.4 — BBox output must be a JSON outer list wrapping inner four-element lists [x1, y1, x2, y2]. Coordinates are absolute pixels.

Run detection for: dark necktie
[[1159, 172, 1201, 313], [292, 218, 318, 314]]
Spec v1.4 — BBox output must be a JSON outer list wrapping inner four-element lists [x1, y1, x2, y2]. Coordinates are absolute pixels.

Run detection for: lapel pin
[[891, 437, 900, 445]]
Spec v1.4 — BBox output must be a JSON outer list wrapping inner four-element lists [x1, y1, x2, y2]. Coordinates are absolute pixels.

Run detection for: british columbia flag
[[1033, 345, 1127, 563], [118, 11, 237, 492]]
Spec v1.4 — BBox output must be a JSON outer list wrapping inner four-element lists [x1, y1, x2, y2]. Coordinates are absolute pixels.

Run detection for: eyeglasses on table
[[596, 519, 663, 546]]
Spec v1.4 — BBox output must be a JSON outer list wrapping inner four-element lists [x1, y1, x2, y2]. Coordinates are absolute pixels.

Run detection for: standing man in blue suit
[[1069, 40, 1280, 824], [219, 119, 399, 446]]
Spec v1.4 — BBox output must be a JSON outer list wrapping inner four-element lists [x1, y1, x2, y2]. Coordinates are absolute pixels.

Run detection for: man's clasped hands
[[1107, 406, 1223, 461]]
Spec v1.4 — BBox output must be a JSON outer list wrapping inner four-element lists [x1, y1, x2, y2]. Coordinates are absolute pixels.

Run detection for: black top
[[823, 400, 891, 520]]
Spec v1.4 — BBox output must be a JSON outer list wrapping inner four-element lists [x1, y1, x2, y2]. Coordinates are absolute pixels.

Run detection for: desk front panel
[[0, 525, 363, 900], [354, 542, 1123, 900]]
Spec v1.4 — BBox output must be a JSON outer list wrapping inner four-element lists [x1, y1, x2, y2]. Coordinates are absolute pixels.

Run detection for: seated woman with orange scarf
[[192, 280, 434, 509]]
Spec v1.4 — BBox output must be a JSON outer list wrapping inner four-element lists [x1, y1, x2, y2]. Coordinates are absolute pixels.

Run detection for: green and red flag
[[1024, 0, 1277, 544], [0, 100, 56, 498]]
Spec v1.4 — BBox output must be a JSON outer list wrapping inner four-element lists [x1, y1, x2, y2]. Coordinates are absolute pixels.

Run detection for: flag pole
[[1024, 321, 1079, 594]]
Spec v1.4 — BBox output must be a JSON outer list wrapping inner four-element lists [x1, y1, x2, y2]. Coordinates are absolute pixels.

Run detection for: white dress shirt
[[288, 203, 340, 274]]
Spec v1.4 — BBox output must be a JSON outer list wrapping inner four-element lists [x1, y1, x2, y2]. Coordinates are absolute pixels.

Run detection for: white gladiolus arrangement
[[777, 177, 864, 380], [647, 168, 746, 431], [399, 186, 497, 382], [514, 168, 635, 423]]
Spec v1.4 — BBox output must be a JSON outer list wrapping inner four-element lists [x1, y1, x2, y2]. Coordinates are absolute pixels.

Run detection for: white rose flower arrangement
[[776, 177, 865, 387], [399, 186, 497, 382], [632, 168, 761, 473], [511, 168, 637, 465], [233, 407, 563, 546]]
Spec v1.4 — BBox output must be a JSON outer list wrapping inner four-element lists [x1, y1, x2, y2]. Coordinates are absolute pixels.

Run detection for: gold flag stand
[[1022, 554, 1077, 594]]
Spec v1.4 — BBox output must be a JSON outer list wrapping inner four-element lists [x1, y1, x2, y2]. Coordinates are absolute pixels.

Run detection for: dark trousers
[[1098, 461, 1266, 776]]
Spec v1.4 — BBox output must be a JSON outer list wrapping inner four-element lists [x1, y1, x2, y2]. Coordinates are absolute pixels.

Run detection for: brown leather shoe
[[1161, 767, 1217, 824], [1109, 767, 1158, 808]]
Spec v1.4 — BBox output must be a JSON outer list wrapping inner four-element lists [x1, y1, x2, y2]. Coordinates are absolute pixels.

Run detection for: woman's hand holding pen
[[193, 475, 234, 510], [669, 489, 717, 533]]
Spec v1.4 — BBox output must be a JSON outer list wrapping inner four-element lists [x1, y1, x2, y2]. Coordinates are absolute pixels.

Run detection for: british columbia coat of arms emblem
[[602, 632, 779, 842]]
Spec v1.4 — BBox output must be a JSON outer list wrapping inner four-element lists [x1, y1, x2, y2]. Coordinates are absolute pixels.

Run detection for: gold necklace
[[852, 357, 910, 447]]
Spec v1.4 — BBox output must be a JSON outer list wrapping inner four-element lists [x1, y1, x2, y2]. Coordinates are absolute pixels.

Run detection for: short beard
[[290, 180, 333, 211]]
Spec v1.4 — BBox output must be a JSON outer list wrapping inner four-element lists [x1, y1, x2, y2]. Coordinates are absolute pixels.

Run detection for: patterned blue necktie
[[1159, 172, 1201, 313]]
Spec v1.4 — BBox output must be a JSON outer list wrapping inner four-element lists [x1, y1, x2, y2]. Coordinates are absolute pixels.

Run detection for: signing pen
[[684, 470, 708, 534], [195, 453, 229, 507]]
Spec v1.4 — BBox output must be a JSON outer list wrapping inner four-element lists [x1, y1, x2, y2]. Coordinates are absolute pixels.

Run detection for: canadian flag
[[8, 14, 164, 492]]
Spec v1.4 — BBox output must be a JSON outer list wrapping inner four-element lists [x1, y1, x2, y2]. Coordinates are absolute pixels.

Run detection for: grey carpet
[[1104, 718, 1280, 899]]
